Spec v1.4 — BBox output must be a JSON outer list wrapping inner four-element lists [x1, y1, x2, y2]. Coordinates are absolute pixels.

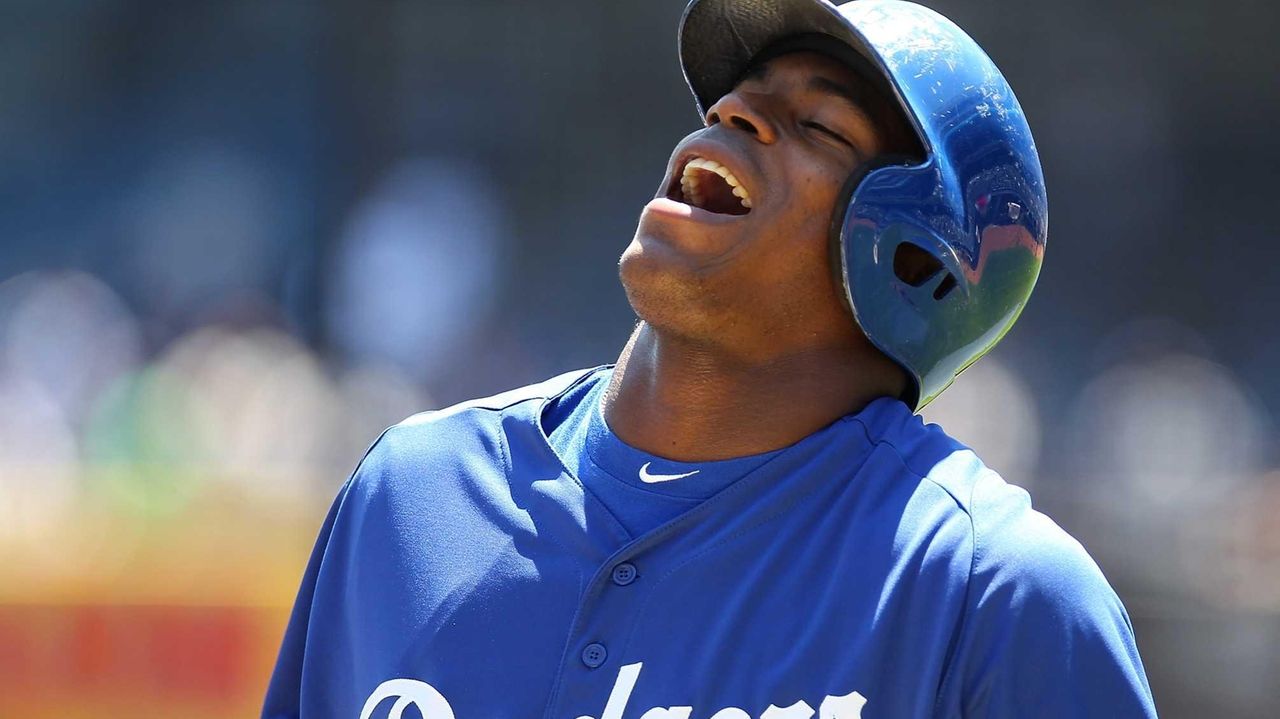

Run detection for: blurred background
[[0, 0, 1276, 716]]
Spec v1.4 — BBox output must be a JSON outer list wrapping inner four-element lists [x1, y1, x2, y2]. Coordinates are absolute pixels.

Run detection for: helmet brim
[[679, 0, 885, 118]]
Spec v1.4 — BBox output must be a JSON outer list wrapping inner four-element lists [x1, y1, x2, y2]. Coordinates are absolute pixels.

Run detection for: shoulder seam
[[396, 366, 604, 427], [849, 416, 973, 518]]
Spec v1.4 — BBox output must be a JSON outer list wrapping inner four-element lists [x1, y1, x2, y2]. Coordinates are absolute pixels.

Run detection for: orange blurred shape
[[0, 604, 287, 718]]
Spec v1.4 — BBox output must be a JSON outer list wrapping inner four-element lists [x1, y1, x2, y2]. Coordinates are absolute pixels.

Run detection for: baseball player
[[265, 1, 1157, 717]]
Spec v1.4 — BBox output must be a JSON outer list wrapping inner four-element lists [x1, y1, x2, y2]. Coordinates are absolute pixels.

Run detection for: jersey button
[[611, 562, 638, 586], [581, 642, 608, 669]]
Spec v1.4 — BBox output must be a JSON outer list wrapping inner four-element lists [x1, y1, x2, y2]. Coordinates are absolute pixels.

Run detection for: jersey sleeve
[[261, 466, 363, 719], [939, 470, 1158, 718], [260, 473, 353, 719], [260, 420, 402, 719]]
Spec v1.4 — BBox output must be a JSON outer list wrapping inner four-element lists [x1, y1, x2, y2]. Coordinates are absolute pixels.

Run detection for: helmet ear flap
[[830, 153, 939, 411], [836, 156, 972, 410], [827, 153, 922, 317]]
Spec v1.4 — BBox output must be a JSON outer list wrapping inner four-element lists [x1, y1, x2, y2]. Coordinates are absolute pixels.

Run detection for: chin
[[618, 232, 727, 344]]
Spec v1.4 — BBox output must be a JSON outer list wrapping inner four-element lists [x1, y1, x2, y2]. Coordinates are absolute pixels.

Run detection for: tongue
[[695, 170, 749, 216]]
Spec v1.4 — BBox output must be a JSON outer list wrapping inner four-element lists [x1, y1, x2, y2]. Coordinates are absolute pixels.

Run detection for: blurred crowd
[[2, 0, 1278, 717]]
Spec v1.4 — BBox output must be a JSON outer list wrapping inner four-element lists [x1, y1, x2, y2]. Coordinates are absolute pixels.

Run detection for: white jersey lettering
[[639, 707, 694, 719], [362, 662, 866, 719], [359, 678, 455, 719], [761, 700, 814, 719], [819, 690, 867, 719], [707, 709, 752, 719]]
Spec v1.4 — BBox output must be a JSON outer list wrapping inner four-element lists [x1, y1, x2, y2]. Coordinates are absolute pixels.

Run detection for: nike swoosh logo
[[638, 461, 700, 483]]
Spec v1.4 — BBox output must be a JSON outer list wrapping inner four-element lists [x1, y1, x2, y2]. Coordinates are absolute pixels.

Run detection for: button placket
[[576, 562, 637, 672], [550, 551, 656, 716]]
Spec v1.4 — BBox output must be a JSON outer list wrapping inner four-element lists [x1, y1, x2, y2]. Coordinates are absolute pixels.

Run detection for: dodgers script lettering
[[360, 663, 866, 719]]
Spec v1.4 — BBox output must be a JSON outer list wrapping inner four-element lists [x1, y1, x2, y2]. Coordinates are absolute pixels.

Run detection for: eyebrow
[[739, 62, 874, 123], [740, 61, 770, 83], [807, 75, 869, 114]]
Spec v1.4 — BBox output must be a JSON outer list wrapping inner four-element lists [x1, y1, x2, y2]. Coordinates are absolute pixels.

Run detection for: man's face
[[621, 50, 892, 362]]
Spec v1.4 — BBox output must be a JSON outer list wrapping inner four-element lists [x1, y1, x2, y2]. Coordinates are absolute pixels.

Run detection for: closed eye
[[802, 120, 853, 149]]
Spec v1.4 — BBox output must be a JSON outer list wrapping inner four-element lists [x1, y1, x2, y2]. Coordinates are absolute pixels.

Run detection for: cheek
[[764, 173, 843, 259], [751, 173, 847, 298], [772, 152, 848, 219]]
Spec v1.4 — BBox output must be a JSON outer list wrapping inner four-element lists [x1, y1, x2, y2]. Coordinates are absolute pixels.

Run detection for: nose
[[705, 90, 777, 143]]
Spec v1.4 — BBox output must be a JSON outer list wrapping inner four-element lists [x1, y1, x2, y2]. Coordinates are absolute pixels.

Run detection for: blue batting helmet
[[679, 0, 1048, 410]]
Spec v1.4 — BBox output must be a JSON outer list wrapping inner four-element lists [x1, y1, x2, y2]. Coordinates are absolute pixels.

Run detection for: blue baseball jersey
[[264, 367, 1156, 718]]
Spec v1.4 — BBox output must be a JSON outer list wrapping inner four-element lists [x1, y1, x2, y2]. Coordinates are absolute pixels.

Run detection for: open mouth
[[667, 156, 752, 216]]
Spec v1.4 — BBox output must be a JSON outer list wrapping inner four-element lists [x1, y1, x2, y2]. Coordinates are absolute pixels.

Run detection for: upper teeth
[[680, 157, 752, 210]]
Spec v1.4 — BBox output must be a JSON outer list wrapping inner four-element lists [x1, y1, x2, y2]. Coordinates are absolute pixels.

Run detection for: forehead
[[735, 50, 878, 117], [737, 50, 881, 136], [737, 50, 865, 92]]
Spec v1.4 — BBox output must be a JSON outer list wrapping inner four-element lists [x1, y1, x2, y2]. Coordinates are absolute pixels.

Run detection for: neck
[[601, 322, 903, 462]]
